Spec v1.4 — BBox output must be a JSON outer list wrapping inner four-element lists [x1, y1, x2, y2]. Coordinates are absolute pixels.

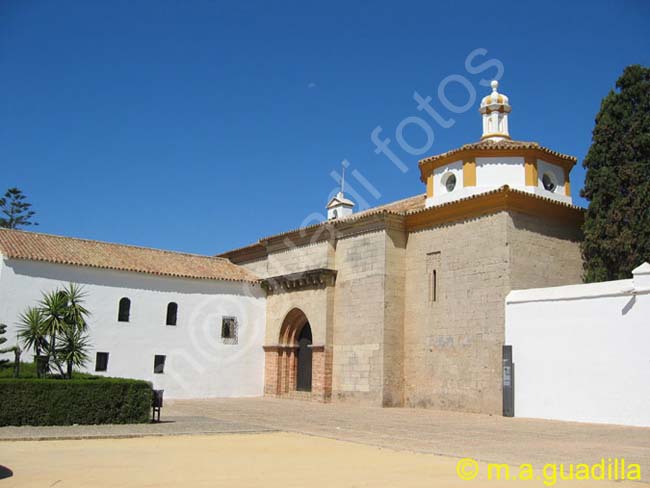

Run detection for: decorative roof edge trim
[[405, 185, 584, 231]]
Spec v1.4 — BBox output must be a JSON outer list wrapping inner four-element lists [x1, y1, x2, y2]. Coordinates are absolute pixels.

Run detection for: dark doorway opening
[[296, 323, 313, 392]]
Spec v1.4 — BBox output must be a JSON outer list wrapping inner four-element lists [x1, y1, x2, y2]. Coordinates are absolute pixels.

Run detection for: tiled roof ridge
[[0, 228, 258, 283], [0, 228, 233, 263]]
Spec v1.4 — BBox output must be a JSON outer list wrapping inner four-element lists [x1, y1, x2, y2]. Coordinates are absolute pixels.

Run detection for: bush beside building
[[0, 377, 152, 426]]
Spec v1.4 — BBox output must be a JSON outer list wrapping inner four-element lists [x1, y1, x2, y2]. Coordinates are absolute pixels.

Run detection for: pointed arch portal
[[264, 307, 330, 400], [277, 308, 312, 392]]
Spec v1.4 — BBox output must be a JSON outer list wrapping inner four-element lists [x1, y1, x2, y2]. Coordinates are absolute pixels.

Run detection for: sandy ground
[[0, 432, 645, 488]]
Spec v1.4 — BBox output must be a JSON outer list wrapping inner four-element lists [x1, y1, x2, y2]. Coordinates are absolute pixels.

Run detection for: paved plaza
[[1, 398, 649, 486], [165, 398, 650, 474]]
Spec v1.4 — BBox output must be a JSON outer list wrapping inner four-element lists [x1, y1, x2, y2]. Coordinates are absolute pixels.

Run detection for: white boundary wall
[[0, 256, 266, 399], [505, 263, 650, 427]]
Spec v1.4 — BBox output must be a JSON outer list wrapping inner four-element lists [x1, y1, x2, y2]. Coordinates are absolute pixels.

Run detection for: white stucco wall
[[432, 160, 464, 204], [0, 257, 266, 399], [505, 271, 650, 427], [476, 156, 525, 189]]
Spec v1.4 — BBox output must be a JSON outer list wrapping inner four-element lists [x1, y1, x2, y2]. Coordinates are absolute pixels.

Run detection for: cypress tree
[[581, 65, 650, 282]]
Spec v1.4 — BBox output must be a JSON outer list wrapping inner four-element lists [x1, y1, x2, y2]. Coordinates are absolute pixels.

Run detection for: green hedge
[[0, 378, 153, 426]]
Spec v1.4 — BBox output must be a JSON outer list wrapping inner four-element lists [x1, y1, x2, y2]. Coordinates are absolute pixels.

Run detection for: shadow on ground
[[0, 465, 13, 479]]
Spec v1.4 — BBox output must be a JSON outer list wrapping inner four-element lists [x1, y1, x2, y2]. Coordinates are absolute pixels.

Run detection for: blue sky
[[1, 1, 649, 255]]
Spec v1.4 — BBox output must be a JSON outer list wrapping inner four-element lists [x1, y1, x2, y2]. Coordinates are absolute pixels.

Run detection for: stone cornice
[[406, 186, 584, 232], [261, 268, 338, 294], [333, 212, 405, 239]]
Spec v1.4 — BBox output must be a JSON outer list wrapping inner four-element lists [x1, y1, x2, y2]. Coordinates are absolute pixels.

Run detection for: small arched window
[[118, 297, 131, 322], [166, 302, 178, 326]]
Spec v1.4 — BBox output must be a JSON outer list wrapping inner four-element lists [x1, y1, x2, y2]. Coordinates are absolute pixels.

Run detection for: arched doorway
[[277, 308, 313, 393], [264, 306, 331, 400], [296, 323, 312, 392]]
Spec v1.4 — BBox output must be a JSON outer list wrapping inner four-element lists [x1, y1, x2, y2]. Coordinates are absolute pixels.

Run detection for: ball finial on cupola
[[479, 80, 512, 141]]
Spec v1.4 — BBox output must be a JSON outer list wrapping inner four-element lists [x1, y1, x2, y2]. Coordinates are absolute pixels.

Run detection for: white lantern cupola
[[327, 191, 354, 220], [327, 164, 354, 220], [480, 80, 511, 141]]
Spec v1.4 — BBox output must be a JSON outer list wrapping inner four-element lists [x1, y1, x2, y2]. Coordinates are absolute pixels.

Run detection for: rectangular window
[[154, 355, 166, 374], [95, 352, 109, 372], [221, 317, 238, 345]]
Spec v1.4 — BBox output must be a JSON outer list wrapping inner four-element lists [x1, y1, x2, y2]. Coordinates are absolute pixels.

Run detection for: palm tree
[[17, 307, 47, 355], [58, 327, 91, 379], [62, 283, 89, 331], [38, 284, 92, 378], [17, 307, 48, 377], [39, 290, 69, 376]]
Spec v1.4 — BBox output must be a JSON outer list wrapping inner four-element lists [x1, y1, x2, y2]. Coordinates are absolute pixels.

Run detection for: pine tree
[[0, 187, 38, 229], [581, 65, 650, 282]]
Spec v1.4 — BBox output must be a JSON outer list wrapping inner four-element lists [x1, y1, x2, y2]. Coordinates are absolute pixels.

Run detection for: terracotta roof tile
[[419, 139, 577, 165], [353, 193, 427, 217], [0, 229, 259, 283]]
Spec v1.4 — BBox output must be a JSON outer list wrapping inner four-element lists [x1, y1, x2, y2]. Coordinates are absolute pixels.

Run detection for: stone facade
[[223, 189, 584, 414], [403, 212, 511, 414], [403, 210, 582, 414]]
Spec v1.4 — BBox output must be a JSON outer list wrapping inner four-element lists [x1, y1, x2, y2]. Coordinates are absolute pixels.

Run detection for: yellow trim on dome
[[525, 157, 538, 186], [426, 174, 434, 198], [463, 159, 476, 187]]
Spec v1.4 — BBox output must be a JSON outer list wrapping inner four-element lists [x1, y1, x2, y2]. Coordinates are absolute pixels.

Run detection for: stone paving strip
[[0, 415, 275, 441]]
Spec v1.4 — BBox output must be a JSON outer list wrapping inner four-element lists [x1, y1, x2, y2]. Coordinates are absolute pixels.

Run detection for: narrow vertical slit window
[[432, 270, 437, 302], [426, 251, 441, 305]]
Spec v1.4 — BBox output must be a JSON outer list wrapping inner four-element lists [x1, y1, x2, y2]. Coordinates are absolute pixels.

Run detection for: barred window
[[221, 317, 238, 345]]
